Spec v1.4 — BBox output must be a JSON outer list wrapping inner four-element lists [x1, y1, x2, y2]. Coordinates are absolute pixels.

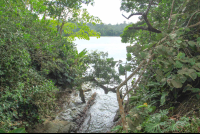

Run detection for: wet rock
[[113, 109, 121, 122], [28, 119, 74, 133], [44, 120, 74, 133], [55, 91, 97, 133]]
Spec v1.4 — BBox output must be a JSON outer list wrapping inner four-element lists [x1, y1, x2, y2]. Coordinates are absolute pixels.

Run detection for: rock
[[27, 119, 74, 133], [44, 120, 73, 133], [113, 109, 121, 122]]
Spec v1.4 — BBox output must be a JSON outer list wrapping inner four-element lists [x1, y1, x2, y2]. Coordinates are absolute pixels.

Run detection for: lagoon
[[74, 37, 130, 62]]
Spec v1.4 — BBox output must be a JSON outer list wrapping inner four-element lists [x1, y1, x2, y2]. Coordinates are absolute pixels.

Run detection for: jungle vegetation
[[113, 0, 200, 133], [1, 0, 200, 133], [0, 0, 123, 132]]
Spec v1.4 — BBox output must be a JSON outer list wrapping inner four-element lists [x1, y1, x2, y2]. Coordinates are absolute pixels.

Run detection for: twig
[[188, 21, 200, 28], [122, 54, 155, 100], [168, 0, 175, 30], [186, 10, 200, 27]]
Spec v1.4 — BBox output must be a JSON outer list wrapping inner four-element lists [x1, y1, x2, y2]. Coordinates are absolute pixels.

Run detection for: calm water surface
[[74, 37, 129, 62]]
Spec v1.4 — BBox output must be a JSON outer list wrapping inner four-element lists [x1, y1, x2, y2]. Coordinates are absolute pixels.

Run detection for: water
[[74, 37, 128, 62], [78, 88, 118, 133], [73, 37, 131, 132]]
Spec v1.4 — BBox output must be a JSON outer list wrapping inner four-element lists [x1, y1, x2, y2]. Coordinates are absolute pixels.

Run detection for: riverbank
[[27, 87, 97, 133]]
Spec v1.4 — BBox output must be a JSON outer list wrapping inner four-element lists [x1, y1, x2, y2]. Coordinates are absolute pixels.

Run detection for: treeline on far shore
[[73, 22, 133, 36]]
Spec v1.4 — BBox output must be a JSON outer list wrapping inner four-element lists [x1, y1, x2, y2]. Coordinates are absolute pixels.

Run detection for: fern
[[144, 110, 169, 133], [143, 110, 191, 133]]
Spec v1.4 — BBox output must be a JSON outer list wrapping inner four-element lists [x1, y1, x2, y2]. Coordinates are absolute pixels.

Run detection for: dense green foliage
[[0, 128, 26, 133], [115, 0, 200, 133], [0, 0, 125, 131], [0, 0, 106, 131]]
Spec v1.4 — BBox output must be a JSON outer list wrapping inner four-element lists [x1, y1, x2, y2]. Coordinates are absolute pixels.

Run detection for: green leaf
[[171, 79, 182, 88], [119, 64, 125, 75], [196, 72, 200, 77], [189, 88, 200, 93], [160, 92, 168, 106], [124, 64, 132, 71], [126, 53, 132, 61], [169, 33, 177, 39], [66, 79, 71, 83], [8, 128, 26, 133], [126, 46, 135, 53], [179, 75, 187, 83], [188, 69, 197, 80], [0, 129, 7, 133], [175, 61, 183, 68], [188, 41, 196, 47], [130, 96, 139, 101], [197, 37, 200, 45], [177, 52, 185, 59], [185, 27, 190, 31], [176, 40, 182, 44], [148, 106, 156, 113], [196, 94, 200, 99], [137, 105, 147, 108]]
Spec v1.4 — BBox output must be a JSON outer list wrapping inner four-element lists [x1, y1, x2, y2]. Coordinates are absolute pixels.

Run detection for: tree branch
[[122, 13, 143, 19], [168, 0, 175, 29], [122, 54, 155, 100], [186, 10, 200, 27], [188, 21, 200, 28], [145, 0, 153, 14], [92, 78, 117, 94], [122, 0, 162, 33]]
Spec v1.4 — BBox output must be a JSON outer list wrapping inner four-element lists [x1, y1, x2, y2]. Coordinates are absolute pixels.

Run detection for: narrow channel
[[78, 87, 118, 133]]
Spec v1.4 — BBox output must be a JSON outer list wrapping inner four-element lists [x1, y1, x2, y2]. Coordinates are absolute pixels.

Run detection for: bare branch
[[128, 25, 161, 33], [92, 78, 117, 94], [188, 21, 200, 28], [145, 0, 153, 14], [122, 0, 162, 33], [168, 0, 175, 29], [122, 53, 155, 100], [186, 10, 200, 27], [122, 13, 143, 19]]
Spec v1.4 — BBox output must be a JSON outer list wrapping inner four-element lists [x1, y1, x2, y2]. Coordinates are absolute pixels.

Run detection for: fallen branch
[[92, 78, 117, 94]]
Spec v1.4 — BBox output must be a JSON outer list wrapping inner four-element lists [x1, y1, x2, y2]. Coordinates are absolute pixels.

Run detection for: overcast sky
[[81, 0, 139, 25]]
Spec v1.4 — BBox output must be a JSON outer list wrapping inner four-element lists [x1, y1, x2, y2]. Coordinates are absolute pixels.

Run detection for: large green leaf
[[156, 70, 163, 81], [175, 61, 183, 68], [188, 41, 196, 47], [160, 92, 168, 106], [8, 128, 26, 133], [171, 79, 182, 88]]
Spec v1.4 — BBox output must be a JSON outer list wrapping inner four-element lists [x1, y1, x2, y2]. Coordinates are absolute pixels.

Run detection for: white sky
[[81, 0, 139, 25]]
